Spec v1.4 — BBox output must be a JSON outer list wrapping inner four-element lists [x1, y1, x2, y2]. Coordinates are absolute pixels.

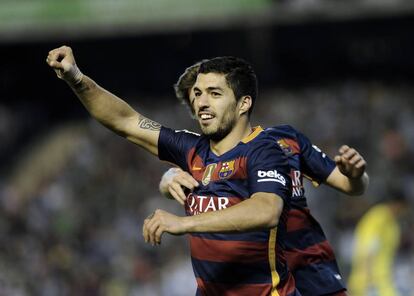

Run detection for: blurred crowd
[[0, 80, 413, 295], [274, 0, 413, 7]]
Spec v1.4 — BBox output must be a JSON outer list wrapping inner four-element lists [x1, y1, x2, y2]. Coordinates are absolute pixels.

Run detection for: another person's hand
[[159, 167, 199, 205], [334, 145, 366, 179], [142, 209, 187, 245], [46, 46, 83, 85]]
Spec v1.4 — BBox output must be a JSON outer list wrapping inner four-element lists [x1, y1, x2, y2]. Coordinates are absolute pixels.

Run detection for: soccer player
[[348, 191, 410, 296], [46, 46, 300, 295], [158, 61, 369, 296]]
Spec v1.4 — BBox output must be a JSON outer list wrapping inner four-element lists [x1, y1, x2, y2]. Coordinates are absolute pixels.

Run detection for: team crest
[[277, 138, 300, 156], [219, 160, 235, 179], [277, 139, 293, 155], [202, 163, 217, 186]]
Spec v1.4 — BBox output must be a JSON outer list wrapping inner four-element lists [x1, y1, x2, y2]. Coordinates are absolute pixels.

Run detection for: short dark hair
[[173, 60, 208, 114], [198, 56, 258, 115], [385, 186, 409, 204]]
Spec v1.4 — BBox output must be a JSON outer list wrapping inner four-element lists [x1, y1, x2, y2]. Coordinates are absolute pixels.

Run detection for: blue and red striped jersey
[[266, 125, 346, 296], [158, 126, 300, 296]]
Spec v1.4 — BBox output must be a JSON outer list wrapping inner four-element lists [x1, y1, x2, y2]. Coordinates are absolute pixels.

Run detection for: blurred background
[[1, 0, 414, 295]]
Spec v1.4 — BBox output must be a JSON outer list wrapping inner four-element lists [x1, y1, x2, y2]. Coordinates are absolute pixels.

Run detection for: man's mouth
[[198, 112, 215, 124]]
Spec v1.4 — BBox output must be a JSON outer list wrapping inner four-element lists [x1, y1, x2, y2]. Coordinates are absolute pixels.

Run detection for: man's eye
[[212, 92, 221, 97]]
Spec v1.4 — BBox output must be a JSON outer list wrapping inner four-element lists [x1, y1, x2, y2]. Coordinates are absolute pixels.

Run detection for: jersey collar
[[241, 126, 263, 144]]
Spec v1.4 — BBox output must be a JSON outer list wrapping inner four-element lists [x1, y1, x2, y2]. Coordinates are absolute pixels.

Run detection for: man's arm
[[325, 145, 369, 195], [46, 46, 159, 155], [143, 192, 283, 245], [159, 148, 369, 203]]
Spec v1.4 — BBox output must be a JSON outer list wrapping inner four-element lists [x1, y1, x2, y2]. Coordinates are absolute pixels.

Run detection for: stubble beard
[[201, 112, 238, 142]]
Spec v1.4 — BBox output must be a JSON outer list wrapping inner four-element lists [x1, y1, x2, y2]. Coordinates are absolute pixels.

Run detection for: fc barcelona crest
[[277, 139, 293, 156], [277, 138, 300, 156], [219, 160, 235, 179]]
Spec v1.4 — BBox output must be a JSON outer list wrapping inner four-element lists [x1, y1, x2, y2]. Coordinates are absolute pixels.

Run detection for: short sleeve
[[297, 131, 336, 184], [158, 127, 200, 170], [248, 141, 291, 202]]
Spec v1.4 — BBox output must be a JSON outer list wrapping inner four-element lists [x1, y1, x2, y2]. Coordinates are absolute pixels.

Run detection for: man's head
[[191, 56, 258, 141], [174, 60, 208, 115], [198, 56, 257, 116], [384, 186, 411, 217]]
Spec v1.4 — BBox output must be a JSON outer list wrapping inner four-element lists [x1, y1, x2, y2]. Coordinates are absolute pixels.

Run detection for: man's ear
[[238, 95, 252, 116]]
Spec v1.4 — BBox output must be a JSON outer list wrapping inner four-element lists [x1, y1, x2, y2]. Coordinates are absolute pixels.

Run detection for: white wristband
[[56, 64, 83, 86], [67, 65, 84, 86]]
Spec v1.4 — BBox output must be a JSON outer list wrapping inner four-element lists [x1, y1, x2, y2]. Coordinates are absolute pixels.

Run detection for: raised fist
[[46, 45, 83, 85]]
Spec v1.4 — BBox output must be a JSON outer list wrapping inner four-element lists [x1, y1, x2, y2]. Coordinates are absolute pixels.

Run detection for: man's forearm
[[326, 167, 369, 196], [181, 193, 283, 233], [70, 75, 138, 135], [46, 45, 159, 155], [69, 75, 160, 155]]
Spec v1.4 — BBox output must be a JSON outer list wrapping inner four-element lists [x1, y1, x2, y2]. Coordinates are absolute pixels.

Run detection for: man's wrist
[[69, 73, 93, 93], [349, 172, 369, 195], [347, 172, 363, 180], [65, 65, 84, 87]]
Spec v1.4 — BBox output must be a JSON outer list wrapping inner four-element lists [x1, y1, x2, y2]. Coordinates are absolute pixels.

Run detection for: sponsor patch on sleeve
[[257, 170, 286, 186]]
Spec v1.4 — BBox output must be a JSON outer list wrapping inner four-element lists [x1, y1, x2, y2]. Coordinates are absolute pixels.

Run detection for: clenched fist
[[46, 45, 83, 85], [334, 145, 366, 179]]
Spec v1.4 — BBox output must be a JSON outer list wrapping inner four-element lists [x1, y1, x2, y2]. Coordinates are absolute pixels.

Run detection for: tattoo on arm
[[138, 116, 161, 131]]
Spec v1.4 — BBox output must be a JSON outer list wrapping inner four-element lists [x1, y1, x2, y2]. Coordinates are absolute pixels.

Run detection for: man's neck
[[210, 120, 252, 156]]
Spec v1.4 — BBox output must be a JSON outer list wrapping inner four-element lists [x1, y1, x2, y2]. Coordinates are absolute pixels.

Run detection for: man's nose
[[197, 93, 209, 108]]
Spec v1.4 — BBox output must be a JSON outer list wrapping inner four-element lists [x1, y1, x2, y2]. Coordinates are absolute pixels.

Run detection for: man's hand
[[159, 167, 199, 205], [142, 209, 187, 245], [334, 145, 366, 179], [46, 46, 83, 85]]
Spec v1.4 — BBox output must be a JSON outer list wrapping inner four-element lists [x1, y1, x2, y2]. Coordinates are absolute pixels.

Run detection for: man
[[158, 61, 369, 296], [348, 190, 410, 296], [46, 46, 299, 295]]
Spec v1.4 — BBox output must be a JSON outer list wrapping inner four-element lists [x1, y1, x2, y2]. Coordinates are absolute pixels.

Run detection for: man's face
[[191, 73, 238, 141]]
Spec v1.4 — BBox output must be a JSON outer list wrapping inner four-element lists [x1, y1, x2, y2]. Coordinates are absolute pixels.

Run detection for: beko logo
[[257, 170, 286, 186]]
